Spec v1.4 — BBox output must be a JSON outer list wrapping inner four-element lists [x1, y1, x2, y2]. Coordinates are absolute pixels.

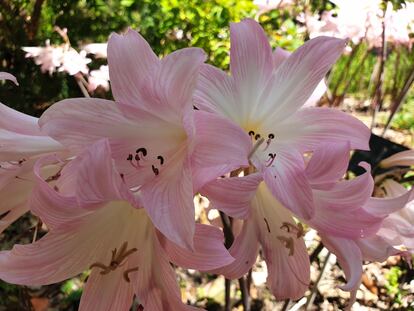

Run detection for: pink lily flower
[[38, 29, 250, 250], [0, 73, 64, 234], [0, 139, 233, 310], [194, 19, 370, 220], [200, 141, 411, 304]]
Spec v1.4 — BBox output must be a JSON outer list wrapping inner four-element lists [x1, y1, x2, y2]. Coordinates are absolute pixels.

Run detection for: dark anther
[[127, 154, 133, 161], [248, 130, 255, 136], [266, 153, 277, 167], [264, 218, 271, 233], [254, 134, 261, 140], [136, 148, 147, 157], [18, 158, 26, 165], [135, 154, 140, 161], [120, 173, 125, 181], [152, 165, 159, 176], [268, 133, 275, 139], [157, 155, 164, 166]]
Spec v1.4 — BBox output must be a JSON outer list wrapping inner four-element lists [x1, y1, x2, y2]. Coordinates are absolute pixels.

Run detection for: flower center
[[126, 147, 166, 177], [276, 222, 306, 256], [247, 130, 276, 167], [89, 241, 139, 282]]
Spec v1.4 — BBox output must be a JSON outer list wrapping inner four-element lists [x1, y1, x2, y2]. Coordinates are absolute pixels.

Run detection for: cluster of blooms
[[0, 19, 413, 310], [23, 28, 110, 93], [253, 0, 295, 16], [300, 0, 414, 48]]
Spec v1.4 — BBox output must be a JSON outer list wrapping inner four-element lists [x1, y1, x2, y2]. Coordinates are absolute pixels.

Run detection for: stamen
[[264, 218, 271, 233], [268, 133, 275, 139], [254, 133, 261, 140], [277, 236, 295, 256], [127, 154, 133, 161], [157, 155, 164, 166], [248, 130, 255, 136], [266, 153, 276, 167], [45, 171, 61, 183], [248, 137, 265, 160], [136, 148, 147, 157], [19, 158, 26, 164], [280, 222, 305, 238], [152, 165, 159, 176], [123, 267, 139, 282], [89, 241, 138, 277]]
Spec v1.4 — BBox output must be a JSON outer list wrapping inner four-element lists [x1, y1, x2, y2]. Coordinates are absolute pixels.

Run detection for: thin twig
[[309, 242, 324, 263], [370, 8, 388, 130], [305, 252, 331, 310], [75, 74, 90, 98], [281, 299, 291, 311], [219, 211, 250, 311]]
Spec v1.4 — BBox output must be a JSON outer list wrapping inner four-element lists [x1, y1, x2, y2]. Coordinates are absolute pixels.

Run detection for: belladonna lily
[[0, 72, 65, 234], [0, 139, 234, 311], [194, 18, 370, 220], [38, 29, 250, 250], [201, 142, 413, 306]]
